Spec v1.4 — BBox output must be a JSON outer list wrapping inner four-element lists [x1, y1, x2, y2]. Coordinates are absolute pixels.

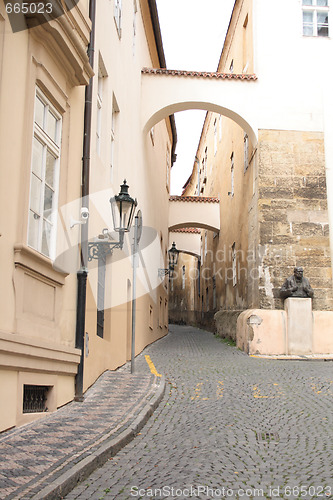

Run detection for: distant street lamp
[[168, 242, 179, 271], [88, 180, 137, 261], [158, 241, 180, 278]]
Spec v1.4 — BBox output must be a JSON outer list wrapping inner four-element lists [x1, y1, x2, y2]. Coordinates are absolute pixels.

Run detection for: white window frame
[[114, 0, 122, 37], [28, 88, 61, 259], [302, 0, 329, 37]]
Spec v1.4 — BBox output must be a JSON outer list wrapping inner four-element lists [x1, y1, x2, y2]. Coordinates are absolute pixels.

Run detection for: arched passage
[[141, 69, 258, 146], [169, 196, 220, 233]]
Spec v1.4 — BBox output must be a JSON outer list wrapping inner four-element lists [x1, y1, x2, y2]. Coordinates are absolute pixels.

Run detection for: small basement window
[[23, 385, 51, 413]]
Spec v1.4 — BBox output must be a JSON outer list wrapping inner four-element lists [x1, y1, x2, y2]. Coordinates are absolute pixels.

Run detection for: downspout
[[75, 0, 96, 401]]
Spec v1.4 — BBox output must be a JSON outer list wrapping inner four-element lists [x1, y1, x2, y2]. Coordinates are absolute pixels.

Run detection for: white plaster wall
[[253, 0, 332, 133], [168, 231, 201, 257]]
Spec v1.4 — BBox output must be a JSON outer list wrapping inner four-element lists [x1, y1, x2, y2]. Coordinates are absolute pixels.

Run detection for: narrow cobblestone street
[[66, 325, 333, 500]]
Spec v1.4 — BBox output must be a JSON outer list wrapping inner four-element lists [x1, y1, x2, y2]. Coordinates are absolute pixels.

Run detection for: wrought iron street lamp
[[159, 241, 180, 278], [88, 180, 137, 261], [168, 242, 179, 271], [110, 179, 137, 234]]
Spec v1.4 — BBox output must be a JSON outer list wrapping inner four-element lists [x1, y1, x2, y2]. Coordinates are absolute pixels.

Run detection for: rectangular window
[[214, 119, 217, 156], [28, 88, 61, 259], [97, 255, 106, 338], [302, 0, 329, 36], [149, 305, 153, 330], [213, 276, 217, 310], [244, 133, 249, 173], [232, 243, 237, 287], [110, 94, 119, 181], [159, 297, 163, 328], [164, 299, 168, 327], [114, 0, 122, 37], [166, 144, 170, 191], [133, 0, 137, 56], [182, 265, 186, 289], [23, 385, 51, 413], [96, 70, 104, 156], [230, 152, 234, 197]]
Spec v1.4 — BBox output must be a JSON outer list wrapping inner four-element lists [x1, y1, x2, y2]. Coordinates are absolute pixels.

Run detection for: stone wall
[[214, 310, 243, 341], [257, 130, 333, 311]]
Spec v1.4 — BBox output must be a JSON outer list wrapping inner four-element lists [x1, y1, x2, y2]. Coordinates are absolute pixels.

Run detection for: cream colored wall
[[219, 0, 253, 75], [0, 1, 90, 431], [82, 0, 172, 391], [169, 0, 255, 318], [237, 309, 333, 356]]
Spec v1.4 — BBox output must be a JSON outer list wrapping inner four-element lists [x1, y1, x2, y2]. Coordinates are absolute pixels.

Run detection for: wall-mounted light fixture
[[88, 180, 137, 261]]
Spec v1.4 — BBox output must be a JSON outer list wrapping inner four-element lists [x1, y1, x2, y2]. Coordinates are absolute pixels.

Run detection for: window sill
[[14, 244, 68, 286]]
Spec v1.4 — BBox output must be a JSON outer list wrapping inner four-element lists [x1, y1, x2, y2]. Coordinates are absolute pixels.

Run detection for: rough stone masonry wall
[[257, 130, 333, 311]]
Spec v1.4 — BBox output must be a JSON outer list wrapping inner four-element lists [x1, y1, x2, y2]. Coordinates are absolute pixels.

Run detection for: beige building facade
[[168, 0, 333, 350], [0, 0, 176, 432]]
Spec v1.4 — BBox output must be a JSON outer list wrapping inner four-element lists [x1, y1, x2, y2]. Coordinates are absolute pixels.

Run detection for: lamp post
[[88, 180, 137, 261], [75, 180, 137, 400]]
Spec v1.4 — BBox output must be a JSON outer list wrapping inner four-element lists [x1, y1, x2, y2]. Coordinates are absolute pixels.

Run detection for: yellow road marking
[[145, 355, 162, 377], [253, 383, 284, 399], [216, 381, 224, 398], [191, 382, 203, 400]]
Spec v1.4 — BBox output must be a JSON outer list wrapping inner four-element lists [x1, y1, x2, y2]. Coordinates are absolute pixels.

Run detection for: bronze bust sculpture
[[280, 267, 314, 300]]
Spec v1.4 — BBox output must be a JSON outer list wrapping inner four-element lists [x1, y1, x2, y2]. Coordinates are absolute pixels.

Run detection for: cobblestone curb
[[33, 375, 165, 500]]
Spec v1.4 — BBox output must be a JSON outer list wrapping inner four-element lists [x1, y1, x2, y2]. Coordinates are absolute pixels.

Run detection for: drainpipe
[[75, 0, 96, 401]]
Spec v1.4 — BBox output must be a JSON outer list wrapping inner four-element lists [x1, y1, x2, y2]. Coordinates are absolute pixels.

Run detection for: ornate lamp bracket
[[88, 236, 124, 262]]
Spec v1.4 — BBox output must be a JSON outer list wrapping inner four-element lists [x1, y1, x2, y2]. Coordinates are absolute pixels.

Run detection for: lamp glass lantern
[[168, 242, 179, 270], [110, 180, 137, 233]]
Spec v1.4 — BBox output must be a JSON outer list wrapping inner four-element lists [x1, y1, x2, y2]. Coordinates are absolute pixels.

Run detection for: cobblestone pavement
[[65, 325, 333, 500], [0, 370, 164, 500]]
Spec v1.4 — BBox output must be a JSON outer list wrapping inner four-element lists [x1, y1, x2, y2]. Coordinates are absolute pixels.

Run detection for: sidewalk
[[0, 365, 165, 500]]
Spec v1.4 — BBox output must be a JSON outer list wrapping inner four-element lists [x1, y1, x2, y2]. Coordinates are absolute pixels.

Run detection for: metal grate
[[255, 431, 279, 442], [23, 385, 50, 413]]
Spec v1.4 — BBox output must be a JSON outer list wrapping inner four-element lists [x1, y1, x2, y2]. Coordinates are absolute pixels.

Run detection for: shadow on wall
[[169, 310, 217, 333]]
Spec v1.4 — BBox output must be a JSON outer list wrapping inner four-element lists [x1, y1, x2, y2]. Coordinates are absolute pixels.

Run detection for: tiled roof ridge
[[170, 228, 201, 234], [170, 195, 219, 203], [142, 68, 257, 81]]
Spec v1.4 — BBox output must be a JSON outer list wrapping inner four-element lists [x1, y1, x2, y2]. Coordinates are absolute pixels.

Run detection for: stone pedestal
[[284, 298, 313, 355]]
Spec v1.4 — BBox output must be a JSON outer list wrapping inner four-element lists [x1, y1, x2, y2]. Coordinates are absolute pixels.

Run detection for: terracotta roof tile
[[170, 195, 219, 203], [142, 68, 257, 81], [170, 228, 201, 234]]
